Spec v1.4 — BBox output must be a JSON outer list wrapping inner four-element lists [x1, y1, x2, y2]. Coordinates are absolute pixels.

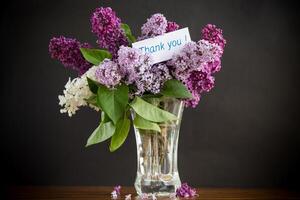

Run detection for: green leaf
[[127, 35, 137, 44], [121, 23, 132, 35], [97, 84, 129, 124], [121, 23, 136, 43], [101, 111, 111, 123], [87, 77, 99, 94], [110, 116, 131, 152], [80, 48, 112, 65], [133, 114, 161, 132], [161, 79, 193, 99], [85, 95, 98, 107], [86, 121, 115, 147], [130, 97, 177, 123], [141, 93, 163, 99]]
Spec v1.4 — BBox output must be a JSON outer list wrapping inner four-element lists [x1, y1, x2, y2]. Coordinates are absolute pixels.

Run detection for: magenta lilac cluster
[[111, 185, 121, 199], [169, 25, 226, 107], [202, 24, 226, 50], [48, 36, 92, 75], [113, 185, 121, 195], [90, 7, 128, 57], [176, 183, 197, 198], [166, 21, 180, 33]]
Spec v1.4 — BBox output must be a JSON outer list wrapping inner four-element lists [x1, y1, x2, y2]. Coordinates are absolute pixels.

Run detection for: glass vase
[[132, 97, 184, 196]]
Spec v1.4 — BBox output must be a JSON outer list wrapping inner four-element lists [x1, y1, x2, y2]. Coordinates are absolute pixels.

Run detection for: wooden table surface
[[8, 186, 300, 200]]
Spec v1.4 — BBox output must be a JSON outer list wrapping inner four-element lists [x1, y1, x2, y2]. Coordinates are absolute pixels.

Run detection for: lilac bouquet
[[49, 7, 226, 152]]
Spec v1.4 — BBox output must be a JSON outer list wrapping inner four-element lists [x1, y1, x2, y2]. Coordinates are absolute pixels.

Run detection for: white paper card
[[132, 27, 191, 64]]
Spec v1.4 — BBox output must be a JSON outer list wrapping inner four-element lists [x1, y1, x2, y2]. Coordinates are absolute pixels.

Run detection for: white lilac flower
[[85, 64, 98, 80], [150, 194, 157, 200], [111, 190, 118, 199], [125, 194, 132, 200], [169, 193, 177, 199], [58, 66, 99, 117], [140, 193, 148, 199]]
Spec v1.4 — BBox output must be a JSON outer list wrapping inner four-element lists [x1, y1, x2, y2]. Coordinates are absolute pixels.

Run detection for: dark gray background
[[2, 0, 300, 188]]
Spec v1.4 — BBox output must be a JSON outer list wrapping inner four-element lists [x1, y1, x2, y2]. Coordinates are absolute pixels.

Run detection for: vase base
[[135, 173, 181, 196]]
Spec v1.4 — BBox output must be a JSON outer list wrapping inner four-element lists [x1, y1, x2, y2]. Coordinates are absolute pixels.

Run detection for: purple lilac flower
[[113, 185, 121, 195], [184, 90, 201, 108], [184, 62, 218, 108], [141, 13, 168, 37], [169, 25, 226, 108], [197, 40, 223, 64], [149, 63, 172, 93], [117, 46, 152, 84], [49, 36, 92, 75], [94, 59, 123, 88], [90, 7, 128, 56], [182, 62, 216, 108], [197, 40, 223, 74], [169, 39, 223, 107], [176, 183, 197, 198], [201, 24, 226, 50], [138, 14, 180, 41], [170, 40, 221, 82], [135, 63, 171, 95], [206, 58, 221, 74], [166, 21, 179, 32], [169, 41, 199, 81], [186, 70, 215, 93], [117, 46, 170, 95]]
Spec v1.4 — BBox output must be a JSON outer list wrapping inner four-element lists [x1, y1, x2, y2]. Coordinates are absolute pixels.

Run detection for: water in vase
[[133, 97, 184, 196]]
